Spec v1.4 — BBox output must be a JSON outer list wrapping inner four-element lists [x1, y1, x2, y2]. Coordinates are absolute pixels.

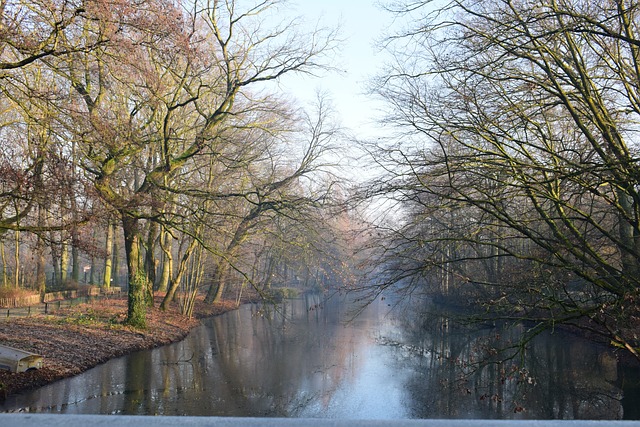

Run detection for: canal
[[1, 293, 638, 419]]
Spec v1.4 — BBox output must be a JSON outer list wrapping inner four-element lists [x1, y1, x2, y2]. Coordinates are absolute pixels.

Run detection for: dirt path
[[0, 297, 240, 400]]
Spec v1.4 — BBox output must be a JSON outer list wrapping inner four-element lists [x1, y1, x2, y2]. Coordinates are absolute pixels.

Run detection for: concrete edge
[[1, 414, 640, 427]]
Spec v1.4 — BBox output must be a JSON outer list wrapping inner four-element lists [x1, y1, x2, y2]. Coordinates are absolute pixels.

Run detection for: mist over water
[[1, 293, 637, 419]]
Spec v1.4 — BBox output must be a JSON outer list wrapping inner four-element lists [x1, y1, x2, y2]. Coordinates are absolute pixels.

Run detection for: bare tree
[[370, 0, 640, 358], [55, 0, 336, 327], [0, 0, 339, 327]]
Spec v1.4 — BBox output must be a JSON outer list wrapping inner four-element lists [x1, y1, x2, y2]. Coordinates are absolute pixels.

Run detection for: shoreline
[[0, 296, 243, 401]]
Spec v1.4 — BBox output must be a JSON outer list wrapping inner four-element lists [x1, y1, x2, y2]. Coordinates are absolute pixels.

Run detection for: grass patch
[[54, 307, 124, 328], [56, 310, 99, 327]]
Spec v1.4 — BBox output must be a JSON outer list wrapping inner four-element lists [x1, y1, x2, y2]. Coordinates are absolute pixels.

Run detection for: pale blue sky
[[280, 1, 392, 138]]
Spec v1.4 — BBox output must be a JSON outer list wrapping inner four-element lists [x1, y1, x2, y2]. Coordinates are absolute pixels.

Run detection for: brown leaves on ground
[[0, 296, 240, 400]]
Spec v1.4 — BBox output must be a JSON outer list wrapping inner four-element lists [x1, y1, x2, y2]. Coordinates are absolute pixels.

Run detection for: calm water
[[1, 293, 638, 419]]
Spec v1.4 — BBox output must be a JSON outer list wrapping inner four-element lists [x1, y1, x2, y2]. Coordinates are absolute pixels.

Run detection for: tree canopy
[[0, 0, 347, 328], [365, 0, 640, 359]]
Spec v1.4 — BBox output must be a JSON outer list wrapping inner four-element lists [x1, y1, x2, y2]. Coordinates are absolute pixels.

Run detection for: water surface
[[0, 293, 636, 419]]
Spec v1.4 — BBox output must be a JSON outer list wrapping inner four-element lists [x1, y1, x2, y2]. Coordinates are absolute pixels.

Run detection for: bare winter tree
[[50, 0, 337, 327], [368, 0, 640, 358]]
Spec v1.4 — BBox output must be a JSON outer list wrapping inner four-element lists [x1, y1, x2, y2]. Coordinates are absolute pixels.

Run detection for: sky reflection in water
[[0, 293, 636, 419]]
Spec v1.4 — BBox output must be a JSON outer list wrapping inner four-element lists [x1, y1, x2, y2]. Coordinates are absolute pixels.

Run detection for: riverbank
[[0, 296, 243, 400]]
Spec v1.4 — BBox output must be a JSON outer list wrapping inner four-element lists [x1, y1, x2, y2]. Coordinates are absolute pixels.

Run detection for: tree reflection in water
[[0, 293, 636, 419], [394, 299, 625, 419]]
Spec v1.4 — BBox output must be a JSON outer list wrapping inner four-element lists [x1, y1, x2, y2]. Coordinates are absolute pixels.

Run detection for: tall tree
[[370, 0, 640, 358], [200, 96, 342, 303], [49, 0, 335, 327], [0, 0, 103, 233], [102, 219, 114, 288]]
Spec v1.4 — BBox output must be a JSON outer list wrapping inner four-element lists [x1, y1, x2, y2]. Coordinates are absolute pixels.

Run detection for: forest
[[2, 0, 640, 362], [363, 0, 640, 361], [0, 0, 358, 328]]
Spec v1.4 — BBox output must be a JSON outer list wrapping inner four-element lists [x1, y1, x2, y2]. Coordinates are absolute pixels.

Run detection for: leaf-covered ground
[[0, 297, 240, 400]]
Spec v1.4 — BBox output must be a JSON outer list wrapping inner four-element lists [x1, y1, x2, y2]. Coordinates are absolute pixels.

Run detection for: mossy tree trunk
[[122, 214, 147, 329], [103, 220, 114, 288]]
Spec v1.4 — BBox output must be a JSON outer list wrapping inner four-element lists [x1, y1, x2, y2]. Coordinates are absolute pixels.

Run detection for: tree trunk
[[206, 260, 230, 304], [261, 256, 276, 291], [0, 238, 6, 287], [160, 237, 197, 310], [103, 220, 114, 288], [36, 248, 46, 293], [35, 241, 47, 294], [71, 229, 80, 283], [204, 217, 254, 304], [122, 214, 147, 328], [112, 223, 120, 287], [60, 239, 69, 284], [182, 245, 204, 318], [14, 229, 19, 288], [156, 230, 172, 293], [35, 235, 46, 293], [35, 206, 46, 293], [144, 220, 159, 305], [49, 234, 60, 288], [618, 190, 640, 280], [89, 255, 96, 284]]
